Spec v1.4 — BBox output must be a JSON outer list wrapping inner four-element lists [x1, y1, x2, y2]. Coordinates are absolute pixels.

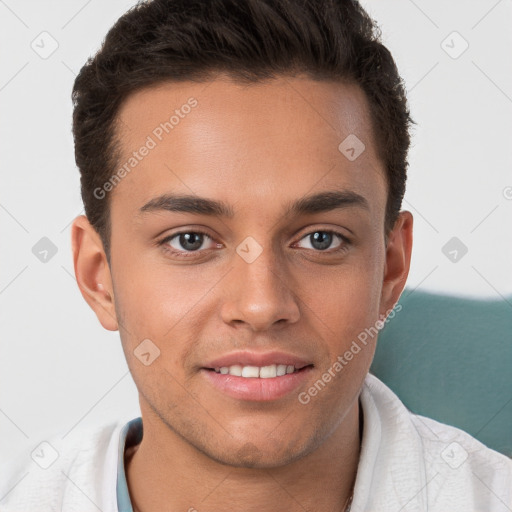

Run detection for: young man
[[1, 0, 511, 511]]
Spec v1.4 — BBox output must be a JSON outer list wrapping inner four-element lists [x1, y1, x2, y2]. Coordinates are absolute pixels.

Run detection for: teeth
[[259, 364, 277, 378], [213, 363, 301, 378], [241, 365, 260, 378], [228, 364, 242, 376]]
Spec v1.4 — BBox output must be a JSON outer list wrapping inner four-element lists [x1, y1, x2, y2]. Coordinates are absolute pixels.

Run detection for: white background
[[1, 0, 511, 466]]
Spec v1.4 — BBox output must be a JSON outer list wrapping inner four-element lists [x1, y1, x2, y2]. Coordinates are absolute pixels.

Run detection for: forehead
[[111, 74, 386, 222]]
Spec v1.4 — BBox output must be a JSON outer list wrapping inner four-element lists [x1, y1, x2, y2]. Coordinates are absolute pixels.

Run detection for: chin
[[206, 437, 312, 469]]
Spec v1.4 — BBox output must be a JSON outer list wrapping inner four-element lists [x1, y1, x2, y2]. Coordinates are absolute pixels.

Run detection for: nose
[[220, 240, 301, 332]]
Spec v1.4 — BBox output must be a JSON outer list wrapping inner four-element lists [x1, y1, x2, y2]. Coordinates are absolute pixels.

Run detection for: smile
[[210, 363, 308, 378], [201, 365, 314, 401]]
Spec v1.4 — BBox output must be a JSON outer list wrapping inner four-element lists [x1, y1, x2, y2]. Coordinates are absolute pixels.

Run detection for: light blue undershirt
[[116, 417, 143, 512]]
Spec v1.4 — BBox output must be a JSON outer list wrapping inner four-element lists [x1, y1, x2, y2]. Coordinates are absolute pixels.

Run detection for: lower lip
[[200, 366, 313, 401]]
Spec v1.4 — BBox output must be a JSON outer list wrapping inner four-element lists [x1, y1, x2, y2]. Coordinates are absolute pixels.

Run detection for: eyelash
[[158, 229, 351, 259]]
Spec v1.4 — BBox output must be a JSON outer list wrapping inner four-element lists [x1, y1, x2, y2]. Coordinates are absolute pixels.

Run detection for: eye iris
[[311, 231, 332, 250], [179, 233, 203, 251]]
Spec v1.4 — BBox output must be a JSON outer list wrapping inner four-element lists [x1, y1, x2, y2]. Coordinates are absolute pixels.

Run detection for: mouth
[[204, 363, 314, 378], [200, 363, 314, 401]]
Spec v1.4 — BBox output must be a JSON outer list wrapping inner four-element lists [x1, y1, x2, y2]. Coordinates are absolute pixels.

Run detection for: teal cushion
[[370, 289, 512, 457]]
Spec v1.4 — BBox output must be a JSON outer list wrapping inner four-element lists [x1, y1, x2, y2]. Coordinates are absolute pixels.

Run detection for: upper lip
[[203, 350, 313, 370]]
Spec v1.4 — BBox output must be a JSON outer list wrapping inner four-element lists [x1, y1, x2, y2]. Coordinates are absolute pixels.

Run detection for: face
[[72, 74, 412, 468]]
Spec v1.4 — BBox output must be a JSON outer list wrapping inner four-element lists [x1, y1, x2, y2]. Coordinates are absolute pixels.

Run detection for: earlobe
[[71, 215, 119, 331], [380, 211, 413, 315]]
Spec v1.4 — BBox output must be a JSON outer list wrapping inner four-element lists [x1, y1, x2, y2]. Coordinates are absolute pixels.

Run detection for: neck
[[126, 398, 362, 512]]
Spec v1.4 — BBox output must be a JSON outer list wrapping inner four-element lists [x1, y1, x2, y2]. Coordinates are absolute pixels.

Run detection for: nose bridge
[[239, 238, 284, 294], [221, 235, 300, 330]]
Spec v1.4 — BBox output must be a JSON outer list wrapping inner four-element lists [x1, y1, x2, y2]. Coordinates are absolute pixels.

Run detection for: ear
[[71, 215, 119, 331], [379, 210, 413, 316]]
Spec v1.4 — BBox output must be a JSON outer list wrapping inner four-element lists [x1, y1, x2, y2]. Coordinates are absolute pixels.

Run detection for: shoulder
[[0, 419, 127, 512], [409, 410, 512, 504], [359, 373, 512, 510]]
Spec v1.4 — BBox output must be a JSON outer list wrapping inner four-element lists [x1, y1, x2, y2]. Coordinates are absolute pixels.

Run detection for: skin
[[71, 74, 413, 512]]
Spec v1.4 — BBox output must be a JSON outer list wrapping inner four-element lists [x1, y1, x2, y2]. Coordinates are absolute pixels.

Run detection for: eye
[[160, 230, 219, 257], [158, 228, 351, 259], [295, 230, 350, 253]]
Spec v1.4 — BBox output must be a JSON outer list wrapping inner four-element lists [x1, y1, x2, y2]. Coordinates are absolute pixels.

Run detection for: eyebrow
[[138, 190, 370, 219]]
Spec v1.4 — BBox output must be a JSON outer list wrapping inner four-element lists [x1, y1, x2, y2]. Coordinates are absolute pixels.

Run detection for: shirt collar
[[116, 416, 143, 512]]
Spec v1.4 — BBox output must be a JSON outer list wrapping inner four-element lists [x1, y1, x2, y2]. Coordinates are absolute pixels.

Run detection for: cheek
[[297, 252, 384, 344], [114, 256, 218, 332], [112, 259, 223, 381]]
